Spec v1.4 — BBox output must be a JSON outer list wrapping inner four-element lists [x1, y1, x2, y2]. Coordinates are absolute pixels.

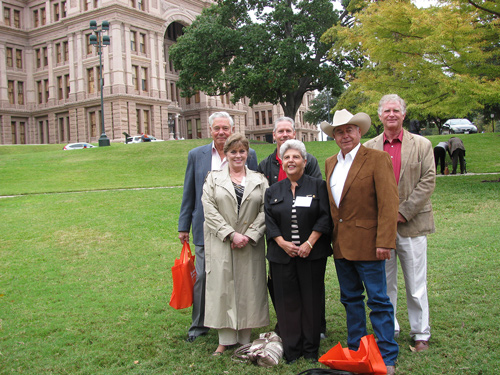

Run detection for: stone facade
[[0, 0, 318, 145]]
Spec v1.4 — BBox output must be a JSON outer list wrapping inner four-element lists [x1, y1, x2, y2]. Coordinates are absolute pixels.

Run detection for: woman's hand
[[297, 233, 321, 258], [231, 232, 250, 249], [297, 242, 312, 258], [276, 239, 299, 257]]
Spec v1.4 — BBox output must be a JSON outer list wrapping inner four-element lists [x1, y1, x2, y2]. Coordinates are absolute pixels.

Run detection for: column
[[68, 32, 77, 101], [174, 113, 180, 140], [123, 24, 133, 91], [111, 22, 126, 93], [47, 43, 55, 105], [0, 45, 7, 106], [75, 32, 85, 100], [157, 31, 166, 99], [148, 30, 158, 96]]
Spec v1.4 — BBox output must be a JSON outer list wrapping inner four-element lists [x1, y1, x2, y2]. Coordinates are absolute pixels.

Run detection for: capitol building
[[0, 0, 318, 145]]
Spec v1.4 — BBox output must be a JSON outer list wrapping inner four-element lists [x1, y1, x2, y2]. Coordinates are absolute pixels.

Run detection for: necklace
[[230, 172, 246, 184]]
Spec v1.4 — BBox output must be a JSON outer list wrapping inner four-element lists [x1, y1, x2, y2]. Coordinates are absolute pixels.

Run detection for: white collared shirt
[[211, 141, 227, 170], [330, 143, 361, 207]]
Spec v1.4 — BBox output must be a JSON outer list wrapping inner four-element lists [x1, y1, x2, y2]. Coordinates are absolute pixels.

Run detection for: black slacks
[[270, 257, 327, 361], [451, 149, 466, 174], [433, 147, 446, 174]]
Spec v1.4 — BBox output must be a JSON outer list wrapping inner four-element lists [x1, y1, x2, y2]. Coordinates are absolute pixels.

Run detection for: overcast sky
[[413, 0, 438, 8], [333, 0, 438, 9]]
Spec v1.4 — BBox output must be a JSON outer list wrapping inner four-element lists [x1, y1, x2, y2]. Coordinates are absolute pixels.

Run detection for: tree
[[169, 0, 347, 119], [322, 0, 500, 124], [303, 89, 343, 125], [463, 0, 500, 18]]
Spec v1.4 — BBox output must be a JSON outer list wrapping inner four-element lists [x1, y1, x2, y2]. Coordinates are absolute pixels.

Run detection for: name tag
[[295, 196, 312, 207]]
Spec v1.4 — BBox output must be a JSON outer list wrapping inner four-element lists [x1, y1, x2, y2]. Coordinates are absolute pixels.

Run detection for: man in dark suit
[[322, 109, 399, 375], [178, 112, 258, 342]]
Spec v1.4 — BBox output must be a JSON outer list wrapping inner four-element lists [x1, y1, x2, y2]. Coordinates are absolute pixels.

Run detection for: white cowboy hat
[[320, 109, 371, 138]]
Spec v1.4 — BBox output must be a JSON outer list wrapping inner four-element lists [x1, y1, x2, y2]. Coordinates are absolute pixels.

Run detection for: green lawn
[[1, 133, 499, 374], [1, 133, 498, 196]]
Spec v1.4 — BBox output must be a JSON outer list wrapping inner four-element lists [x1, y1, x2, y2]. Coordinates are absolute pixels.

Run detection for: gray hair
[[209, 111, 234, 127], [274, 117, 295, 132], [378, 94, 407, 116], [279, 139, 307, 161]]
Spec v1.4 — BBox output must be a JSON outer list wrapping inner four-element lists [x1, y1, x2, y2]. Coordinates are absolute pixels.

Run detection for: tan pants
[[218, 328, 252, 346]]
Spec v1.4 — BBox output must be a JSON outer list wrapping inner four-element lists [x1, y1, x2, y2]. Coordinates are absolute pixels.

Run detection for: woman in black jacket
[[264, 139, 333, 364]]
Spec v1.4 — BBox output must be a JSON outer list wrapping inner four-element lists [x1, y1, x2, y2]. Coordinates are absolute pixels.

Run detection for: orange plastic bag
[[319, 334, 387, 375], [169, 242, 196, 309]]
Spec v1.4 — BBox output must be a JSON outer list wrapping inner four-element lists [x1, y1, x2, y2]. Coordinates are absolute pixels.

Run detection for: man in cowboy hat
[[322, 109, 399, 375]]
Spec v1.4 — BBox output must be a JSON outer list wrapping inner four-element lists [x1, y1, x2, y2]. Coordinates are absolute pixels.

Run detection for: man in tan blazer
[[364, 94, 435, 353], [322, 110, 399, 375]]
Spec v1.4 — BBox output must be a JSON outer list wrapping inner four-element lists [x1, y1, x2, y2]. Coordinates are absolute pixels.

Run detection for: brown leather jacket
[[325, 146, 399, 261]]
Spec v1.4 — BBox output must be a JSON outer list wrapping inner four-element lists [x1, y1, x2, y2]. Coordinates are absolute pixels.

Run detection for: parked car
[[63, 143, 95, 150], [442, 119, 477, 134], [124, 134, 164, 143], [129, 135, 145, 143]]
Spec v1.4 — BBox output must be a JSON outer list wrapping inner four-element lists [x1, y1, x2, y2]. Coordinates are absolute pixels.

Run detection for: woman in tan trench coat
[[201, 134, 269, 356]]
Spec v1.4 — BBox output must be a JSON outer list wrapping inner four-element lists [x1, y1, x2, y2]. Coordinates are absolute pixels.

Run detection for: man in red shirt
[[364, 94, 436, 353], [258, 117, 322, 186]]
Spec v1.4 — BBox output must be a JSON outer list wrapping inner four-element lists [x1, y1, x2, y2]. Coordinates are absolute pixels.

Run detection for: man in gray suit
[[364, 94, 435, 352], [178, 112, 258, 342]]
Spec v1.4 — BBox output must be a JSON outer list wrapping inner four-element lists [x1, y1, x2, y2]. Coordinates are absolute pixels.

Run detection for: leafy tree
[[169, 0, 347, 119], [303, 89, 343, 125], [322, 0, 500, 126], [462, 0, 499, 18]]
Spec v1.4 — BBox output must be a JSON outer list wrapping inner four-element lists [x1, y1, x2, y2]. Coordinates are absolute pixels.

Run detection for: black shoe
[[304, 354, 318, 364], [186, 332, 207, 343], [285, 358, 298, 365], [320, 332, 327, 340]]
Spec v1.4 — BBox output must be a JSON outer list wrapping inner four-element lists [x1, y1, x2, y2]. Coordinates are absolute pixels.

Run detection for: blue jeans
[[334, 259, 399, 366]]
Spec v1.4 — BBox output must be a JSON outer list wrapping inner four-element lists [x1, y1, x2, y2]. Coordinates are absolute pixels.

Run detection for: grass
[[1, 133, 499, 374], [0, 141, 192, 195], [1, 133, 499, 196]]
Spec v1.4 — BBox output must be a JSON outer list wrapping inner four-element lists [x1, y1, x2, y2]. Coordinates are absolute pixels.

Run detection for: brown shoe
[[415, 340, 429, 352], [386, 365, 396, 374]]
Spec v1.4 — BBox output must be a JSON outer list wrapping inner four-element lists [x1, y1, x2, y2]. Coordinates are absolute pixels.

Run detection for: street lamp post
[[491, 113, 495, 133], [90, 20, 111, 147]]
